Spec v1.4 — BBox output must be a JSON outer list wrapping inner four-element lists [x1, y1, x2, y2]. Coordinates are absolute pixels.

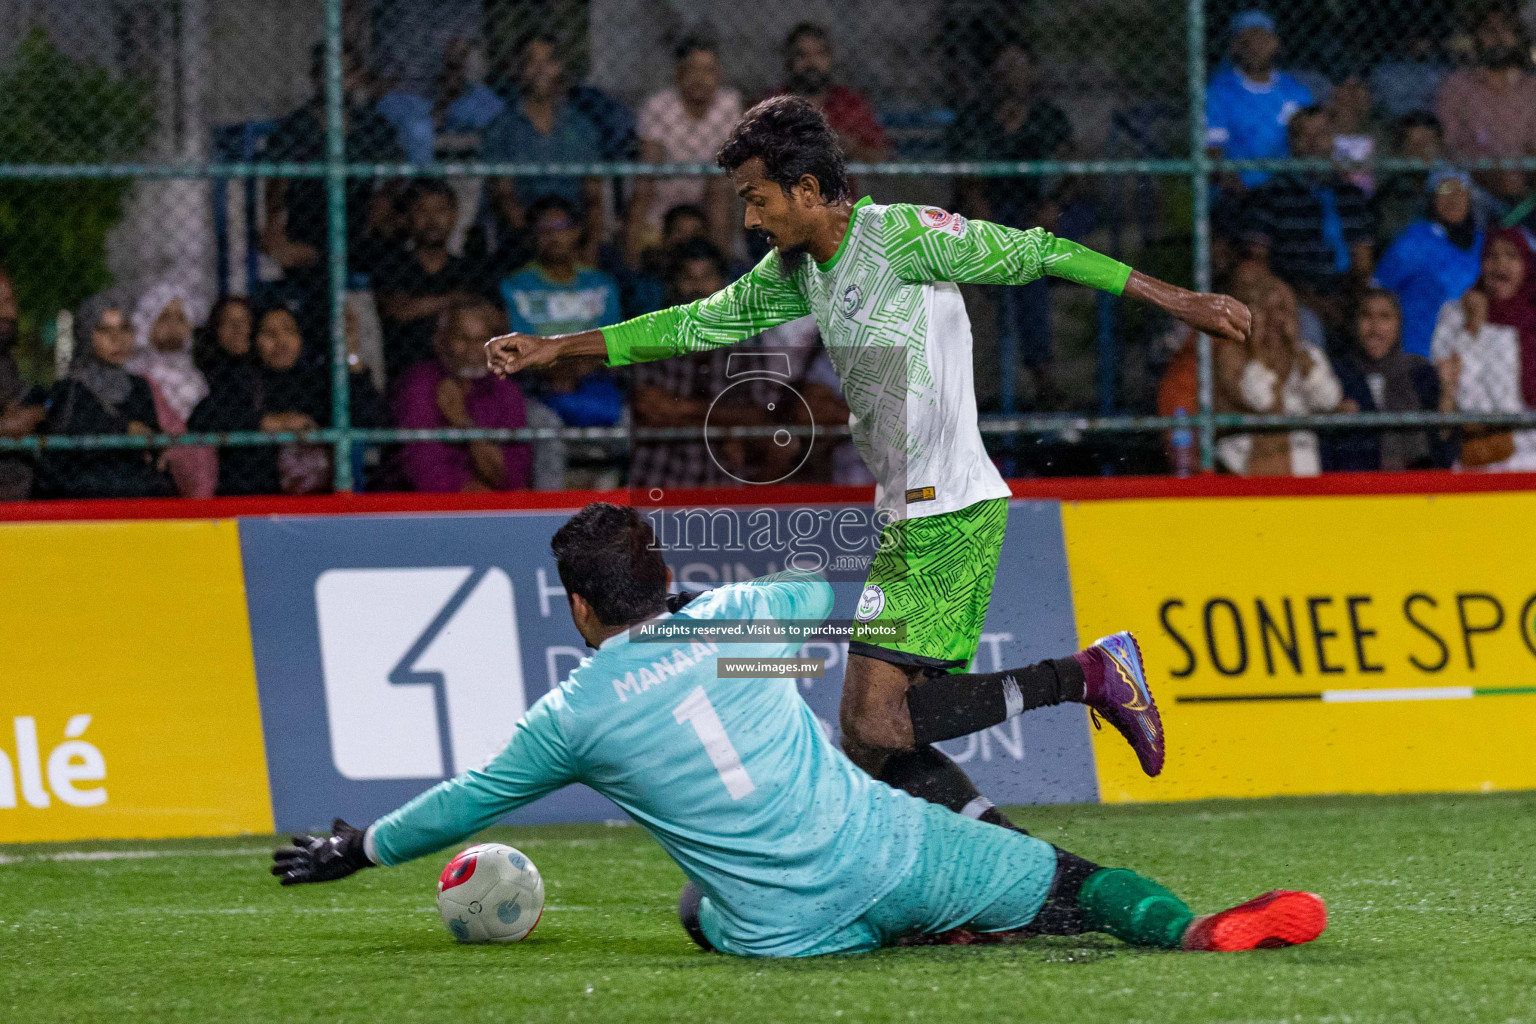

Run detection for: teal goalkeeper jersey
[[601, 198, 1131, 520], [366, 572, 931, 958]]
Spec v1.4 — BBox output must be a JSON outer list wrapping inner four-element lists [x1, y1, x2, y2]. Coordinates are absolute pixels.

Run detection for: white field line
[[0, 846, 271, 865], [0, 835, 624, 866], [11, 904, 604, 917], [1321, 686, 1475, 703]]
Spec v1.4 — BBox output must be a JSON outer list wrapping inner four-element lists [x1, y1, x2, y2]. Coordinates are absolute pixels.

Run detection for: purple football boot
[[1073, 631, 1164, 777]]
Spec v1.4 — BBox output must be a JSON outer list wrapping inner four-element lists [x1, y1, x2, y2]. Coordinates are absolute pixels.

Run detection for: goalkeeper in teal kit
[[486, 96, 1255, 834], [274, 504, 1325, 957]]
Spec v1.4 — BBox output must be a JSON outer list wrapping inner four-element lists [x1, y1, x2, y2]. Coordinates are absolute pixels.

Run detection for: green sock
[[1078, 868, 1194, 949]]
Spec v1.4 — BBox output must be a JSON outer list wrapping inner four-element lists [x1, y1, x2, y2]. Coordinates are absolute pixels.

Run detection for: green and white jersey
[[603, 197, 1131, 520]]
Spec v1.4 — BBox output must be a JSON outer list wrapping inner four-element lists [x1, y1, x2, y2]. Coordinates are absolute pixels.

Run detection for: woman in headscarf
[[188, 303, 384, 494], [1482, 228, 1536, 411], [193, 294, 255, 393], [1430, 227, 1536, 470], [127, 282, 209, 421], [1325, 288, 1448, 472], [38, 295, 175, 499], [128, 281, 216, 497]]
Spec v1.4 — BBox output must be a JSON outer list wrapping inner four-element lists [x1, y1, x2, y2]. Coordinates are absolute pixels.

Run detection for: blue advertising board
[[240, 501, 1096, 832]]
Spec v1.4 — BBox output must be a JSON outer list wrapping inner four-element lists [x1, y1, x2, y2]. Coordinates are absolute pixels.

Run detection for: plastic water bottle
[[1171, 407, 1196, 478]]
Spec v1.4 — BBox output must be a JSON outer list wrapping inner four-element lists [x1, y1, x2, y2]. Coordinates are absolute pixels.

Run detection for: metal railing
[[6, 0, 1529, 491]]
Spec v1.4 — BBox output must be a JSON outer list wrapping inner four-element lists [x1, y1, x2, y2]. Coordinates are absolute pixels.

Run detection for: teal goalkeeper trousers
[[698, 800, 1059, 956]]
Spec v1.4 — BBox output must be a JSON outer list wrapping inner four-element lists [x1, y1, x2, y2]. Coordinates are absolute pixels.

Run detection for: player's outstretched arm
[[1122, 270, 1251, 345], [486, 328, 606, 377], [270, 696, 577, 885], [880, 205, 1250, 345], [489, 251, 811, 378]]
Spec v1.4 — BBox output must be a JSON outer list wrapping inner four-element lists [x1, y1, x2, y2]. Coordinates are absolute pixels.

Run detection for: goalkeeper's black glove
[[271, 818, 374, 885]]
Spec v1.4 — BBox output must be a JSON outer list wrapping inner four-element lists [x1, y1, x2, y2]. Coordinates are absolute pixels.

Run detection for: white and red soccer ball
[[436, 843, 545, 944]]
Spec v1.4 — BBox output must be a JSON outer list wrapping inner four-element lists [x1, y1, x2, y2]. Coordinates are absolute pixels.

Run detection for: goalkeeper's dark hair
[[551, 503, 669, 626], [717, 95, 849, 203]]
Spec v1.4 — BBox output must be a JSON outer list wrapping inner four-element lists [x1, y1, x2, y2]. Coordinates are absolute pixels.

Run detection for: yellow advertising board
[[1063, 492, 1536, 802], [0, 519, 273, 842]]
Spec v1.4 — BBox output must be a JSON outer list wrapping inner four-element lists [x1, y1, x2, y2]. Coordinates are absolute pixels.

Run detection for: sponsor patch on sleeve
[[916, 206, 969, 238]]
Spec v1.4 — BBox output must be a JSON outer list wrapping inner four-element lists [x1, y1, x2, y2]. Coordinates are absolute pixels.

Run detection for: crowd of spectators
[[1173, 4, 1536, 476], [10, 5, 1536, 497], [1, 21, 884, 499]]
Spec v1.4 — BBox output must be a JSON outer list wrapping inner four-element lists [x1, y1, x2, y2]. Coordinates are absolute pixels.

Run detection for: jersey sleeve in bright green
[[880, 204, 1132, 295], [601, 251, 812, 366], [367, 692, 577, 867]]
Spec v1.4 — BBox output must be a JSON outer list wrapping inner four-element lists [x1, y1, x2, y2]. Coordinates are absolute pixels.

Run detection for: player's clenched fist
[[485, 332, 565, 376], [1180, 292, 1253, 345], [1122, 271, 1253, 347], [485, 328, 608, 377]]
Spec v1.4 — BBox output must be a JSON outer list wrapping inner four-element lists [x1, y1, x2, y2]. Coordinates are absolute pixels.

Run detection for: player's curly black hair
[[716, 95, 849, 203], [550, 503, 669, 627]]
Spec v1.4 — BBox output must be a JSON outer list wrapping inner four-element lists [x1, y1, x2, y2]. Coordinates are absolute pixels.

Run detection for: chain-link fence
[[4, 0, 1536, 499]]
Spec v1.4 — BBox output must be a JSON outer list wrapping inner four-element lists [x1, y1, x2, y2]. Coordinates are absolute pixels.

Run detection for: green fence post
[[1188, 0, 1214, 471], [325, 0, 353, 491]]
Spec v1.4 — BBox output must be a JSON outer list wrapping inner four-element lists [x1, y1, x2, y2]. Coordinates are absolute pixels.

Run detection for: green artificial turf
[[3, 792, 1534, 1023]]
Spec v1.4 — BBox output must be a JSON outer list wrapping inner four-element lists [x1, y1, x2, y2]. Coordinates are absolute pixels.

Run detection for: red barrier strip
[[2, 471, 1535, 522], [0, 483, 874, 522], [1005, 470, 1536, 502]]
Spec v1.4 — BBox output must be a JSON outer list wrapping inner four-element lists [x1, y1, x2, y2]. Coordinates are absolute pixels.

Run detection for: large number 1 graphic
[[672, 686, 756, 800]]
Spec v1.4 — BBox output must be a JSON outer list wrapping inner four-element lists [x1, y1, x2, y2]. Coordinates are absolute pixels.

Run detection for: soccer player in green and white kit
[[487, 97, 1253, 828]]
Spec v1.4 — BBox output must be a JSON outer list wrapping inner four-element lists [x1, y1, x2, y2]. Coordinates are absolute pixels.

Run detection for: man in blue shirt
[[482, 35, 606, 252], [499, 196, 624, 427], [375, 37, 506, 164], [272, 503, 1327, 958], [501, 196, 622, 337], [1206, 10, 1314, 190]]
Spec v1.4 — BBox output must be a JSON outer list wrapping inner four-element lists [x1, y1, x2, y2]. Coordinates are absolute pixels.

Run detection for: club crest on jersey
[[840, 284, 863, 318], [917, 206, 968, 237], [855, 584, 886, 622]]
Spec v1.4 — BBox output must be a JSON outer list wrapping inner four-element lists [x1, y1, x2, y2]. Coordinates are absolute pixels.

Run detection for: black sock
[[906, 657, 1086, 747], [978, 805, 1028, 834], [1027, 847, 1102, 936], [876, 745, 1029, 834], [676, 881, 715, 952]]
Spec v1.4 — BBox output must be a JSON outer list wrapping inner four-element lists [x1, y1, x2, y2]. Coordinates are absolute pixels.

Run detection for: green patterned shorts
[[849, 497, 1008, 670]]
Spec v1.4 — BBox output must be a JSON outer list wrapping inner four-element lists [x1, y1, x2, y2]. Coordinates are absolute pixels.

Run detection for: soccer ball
[[436, 843, 545, 944]]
